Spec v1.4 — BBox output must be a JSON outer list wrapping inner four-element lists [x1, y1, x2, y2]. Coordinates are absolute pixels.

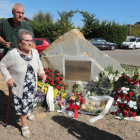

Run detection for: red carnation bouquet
[[112, 70, 140, 119]]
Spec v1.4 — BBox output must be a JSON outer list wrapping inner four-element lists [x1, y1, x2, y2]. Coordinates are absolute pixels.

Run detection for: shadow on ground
[[0, 90, 20, 129], [52, 116, 123, 140]]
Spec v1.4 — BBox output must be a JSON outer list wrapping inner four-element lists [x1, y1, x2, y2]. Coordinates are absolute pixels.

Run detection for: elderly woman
[[0, 29, 46, 138]]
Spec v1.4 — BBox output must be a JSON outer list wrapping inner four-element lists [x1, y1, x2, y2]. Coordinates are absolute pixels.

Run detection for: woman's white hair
[[17, 29, 33, 41], [12, 3, 24, 11]]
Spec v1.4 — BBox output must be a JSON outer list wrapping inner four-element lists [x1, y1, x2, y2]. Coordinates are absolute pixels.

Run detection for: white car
[[121, 38, 140, 49]]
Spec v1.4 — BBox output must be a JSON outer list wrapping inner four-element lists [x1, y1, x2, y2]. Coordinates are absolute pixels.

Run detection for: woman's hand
[[7, 78, 14, 87], [40, 73, 47, 82]]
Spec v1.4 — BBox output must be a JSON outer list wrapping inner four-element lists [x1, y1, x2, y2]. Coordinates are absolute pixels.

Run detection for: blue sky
[[0, 0, 140, 27]]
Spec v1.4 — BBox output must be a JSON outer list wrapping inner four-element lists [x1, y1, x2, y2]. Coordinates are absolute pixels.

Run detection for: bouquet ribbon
[[69, 104, 79, 118]]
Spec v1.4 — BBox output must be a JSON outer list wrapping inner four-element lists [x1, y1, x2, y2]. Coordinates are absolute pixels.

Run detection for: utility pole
[[65, 0, 67, 12], [130, 16, 133, 36]]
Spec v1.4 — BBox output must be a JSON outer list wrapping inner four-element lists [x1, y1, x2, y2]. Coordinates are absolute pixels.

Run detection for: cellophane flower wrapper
[[79, 97, 107, 115]]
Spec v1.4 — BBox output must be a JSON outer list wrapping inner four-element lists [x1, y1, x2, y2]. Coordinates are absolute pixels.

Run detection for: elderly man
[[0, 3, 36, 56]]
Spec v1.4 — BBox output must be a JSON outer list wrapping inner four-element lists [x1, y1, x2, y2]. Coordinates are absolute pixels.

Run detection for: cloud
[[0, 1, 13, 18]]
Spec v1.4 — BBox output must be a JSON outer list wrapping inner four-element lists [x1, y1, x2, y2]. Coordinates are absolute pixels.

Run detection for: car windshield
[[125, 38, 136, 42]]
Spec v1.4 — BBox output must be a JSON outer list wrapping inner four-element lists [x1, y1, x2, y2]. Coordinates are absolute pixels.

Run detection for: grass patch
[[121, 64, 140, 72]]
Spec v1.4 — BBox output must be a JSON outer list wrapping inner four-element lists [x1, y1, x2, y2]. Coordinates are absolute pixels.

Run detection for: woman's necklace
[[18, 48, 31, 56]]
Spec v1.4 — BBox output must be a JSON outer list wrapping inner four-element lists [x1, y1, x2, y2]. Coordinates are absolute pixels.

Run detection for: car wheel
[[133, 45, 136, 50], [110, 45, 115, 50]]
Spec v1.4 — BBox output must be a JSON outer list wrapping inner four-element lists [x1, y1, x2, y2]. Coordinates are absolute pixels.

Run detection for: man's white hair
[[12, 3, 24, 11]]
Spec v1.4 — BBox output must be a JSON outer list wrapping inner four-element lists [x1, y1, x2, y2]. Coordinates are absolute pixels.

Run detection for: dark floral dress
[[13, 49, 38, 115]]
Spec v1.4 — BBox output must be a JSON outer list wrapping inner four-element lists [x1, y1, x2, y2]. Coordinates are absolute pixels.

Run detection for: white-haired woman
[[0, 29, 46, 138]]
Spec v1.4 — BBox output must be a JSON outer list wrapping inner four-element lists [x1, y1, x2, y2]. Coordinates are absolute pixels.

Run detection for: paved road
[[102, 49, 140, 66]]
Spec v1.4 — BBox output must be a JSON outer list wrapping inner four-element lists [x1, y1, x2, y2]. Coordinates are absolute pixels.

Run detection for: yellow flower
[[89, 106, 93, 111], [85, 101, 88, 106], [81, 104, 86, 110], [92, 102, 96, 105], [54, 89, 58, 92], [61, 93, 66, 98]]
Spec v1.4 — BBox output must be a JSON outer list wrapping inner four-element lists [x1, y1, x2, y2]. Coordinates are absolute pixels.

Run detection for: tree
[[32, 11, 53, 23], [57, 10, 78, 36], [79, 11, 96, 38]]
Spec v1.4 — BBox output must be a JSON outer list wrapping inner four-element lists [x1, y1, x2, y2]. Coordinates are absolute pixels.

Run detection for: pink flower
[[64, 86, 67, 90], [61, 77, 63, 80], [46, 71, 50, 73], [45, 79, 47, 82]]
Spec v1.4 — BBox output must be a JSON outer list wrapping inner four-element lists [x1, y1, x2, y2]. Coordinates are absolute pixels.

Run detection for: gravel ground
[[0, 89, 140, 140]]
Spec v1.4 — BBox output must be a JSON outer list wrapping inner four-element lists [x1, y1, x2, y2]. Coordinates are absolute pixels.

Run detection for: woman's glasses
[[22, 40, 34, 43]]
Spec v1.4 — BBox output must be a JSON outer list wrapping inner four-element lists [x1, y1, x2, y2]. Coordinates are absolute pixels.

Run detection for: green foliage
[[57, 10, 78, 36], [79, 10, 96, 38], [0, 18, 6, 22], [32, 11, 53, 23]]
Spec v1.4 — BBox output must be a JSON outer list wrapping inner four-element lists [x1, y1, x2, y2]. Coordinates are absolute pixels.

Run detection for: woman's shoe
[[27, 113, 35, 121], [21, 126, 30, 138]]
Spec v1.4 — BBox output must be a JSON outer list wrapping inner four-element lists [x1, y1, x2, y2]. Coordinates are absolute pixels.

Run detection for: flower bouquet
[[66, 92, 85, 118], [37, 67, 68, 108], [112, 69, 140, 120]]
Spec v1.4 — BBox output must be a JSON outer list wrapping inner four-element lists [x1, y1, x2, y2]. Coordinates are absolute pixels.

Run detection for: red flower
[[114, 96, 117, 101], [62, 83, 65, 86], [37, 73, 39, 76], [59, 86, 62, 90], [57, 73, 60, 76], [120, 78, 123, 80], [125, 107, 130, 113], [128, 78, 132, 83], [125, 97, 130, 101], [119, 93, 125, 99], [46, 71, 50, 73], [118, 87, 122, 90], [45, 74, 48, 76], [117, 109, 121, 113], [129, 92, 133, 96], [64, 86, 67, 90], [61, 77, 63, 80], [51, 82, 54, 85], [122, 75, 126, 77], [44, 68, 47, 70], [132, 112, 136, 117], [115, 92, 118, 95], [50, 73, 54, 76], [45, 79, 47, 82], [58, 81, 61, 84], [40, 76, 43, 79], [120, 103, 125, 108], [134, 81, 138, 85], [50, 69, 53, 72], [47, 76, 51, 79], [80, 97, 85, 104], [138, 79, 140, 83], [112, 111, 116, 115], [56, 77, 60, 81], [51, 78, 54, 82], [56, 85, 59, 89], [124, 112, 129, 116]]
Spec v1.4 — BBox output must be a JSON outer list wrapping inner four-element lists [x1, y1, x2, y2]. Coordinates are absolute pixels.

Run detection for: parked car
[[121, 38, 140, 49], [87, 38, 118, 50], [0, 48, 4, 61], [34, 38, 51, 54]]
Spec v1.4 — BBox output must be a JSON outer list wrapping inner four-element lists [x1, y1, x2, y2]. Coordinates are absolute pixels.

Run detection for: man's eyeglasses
[[16, 12, 24, 15], [22, 40, 34, 43]]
